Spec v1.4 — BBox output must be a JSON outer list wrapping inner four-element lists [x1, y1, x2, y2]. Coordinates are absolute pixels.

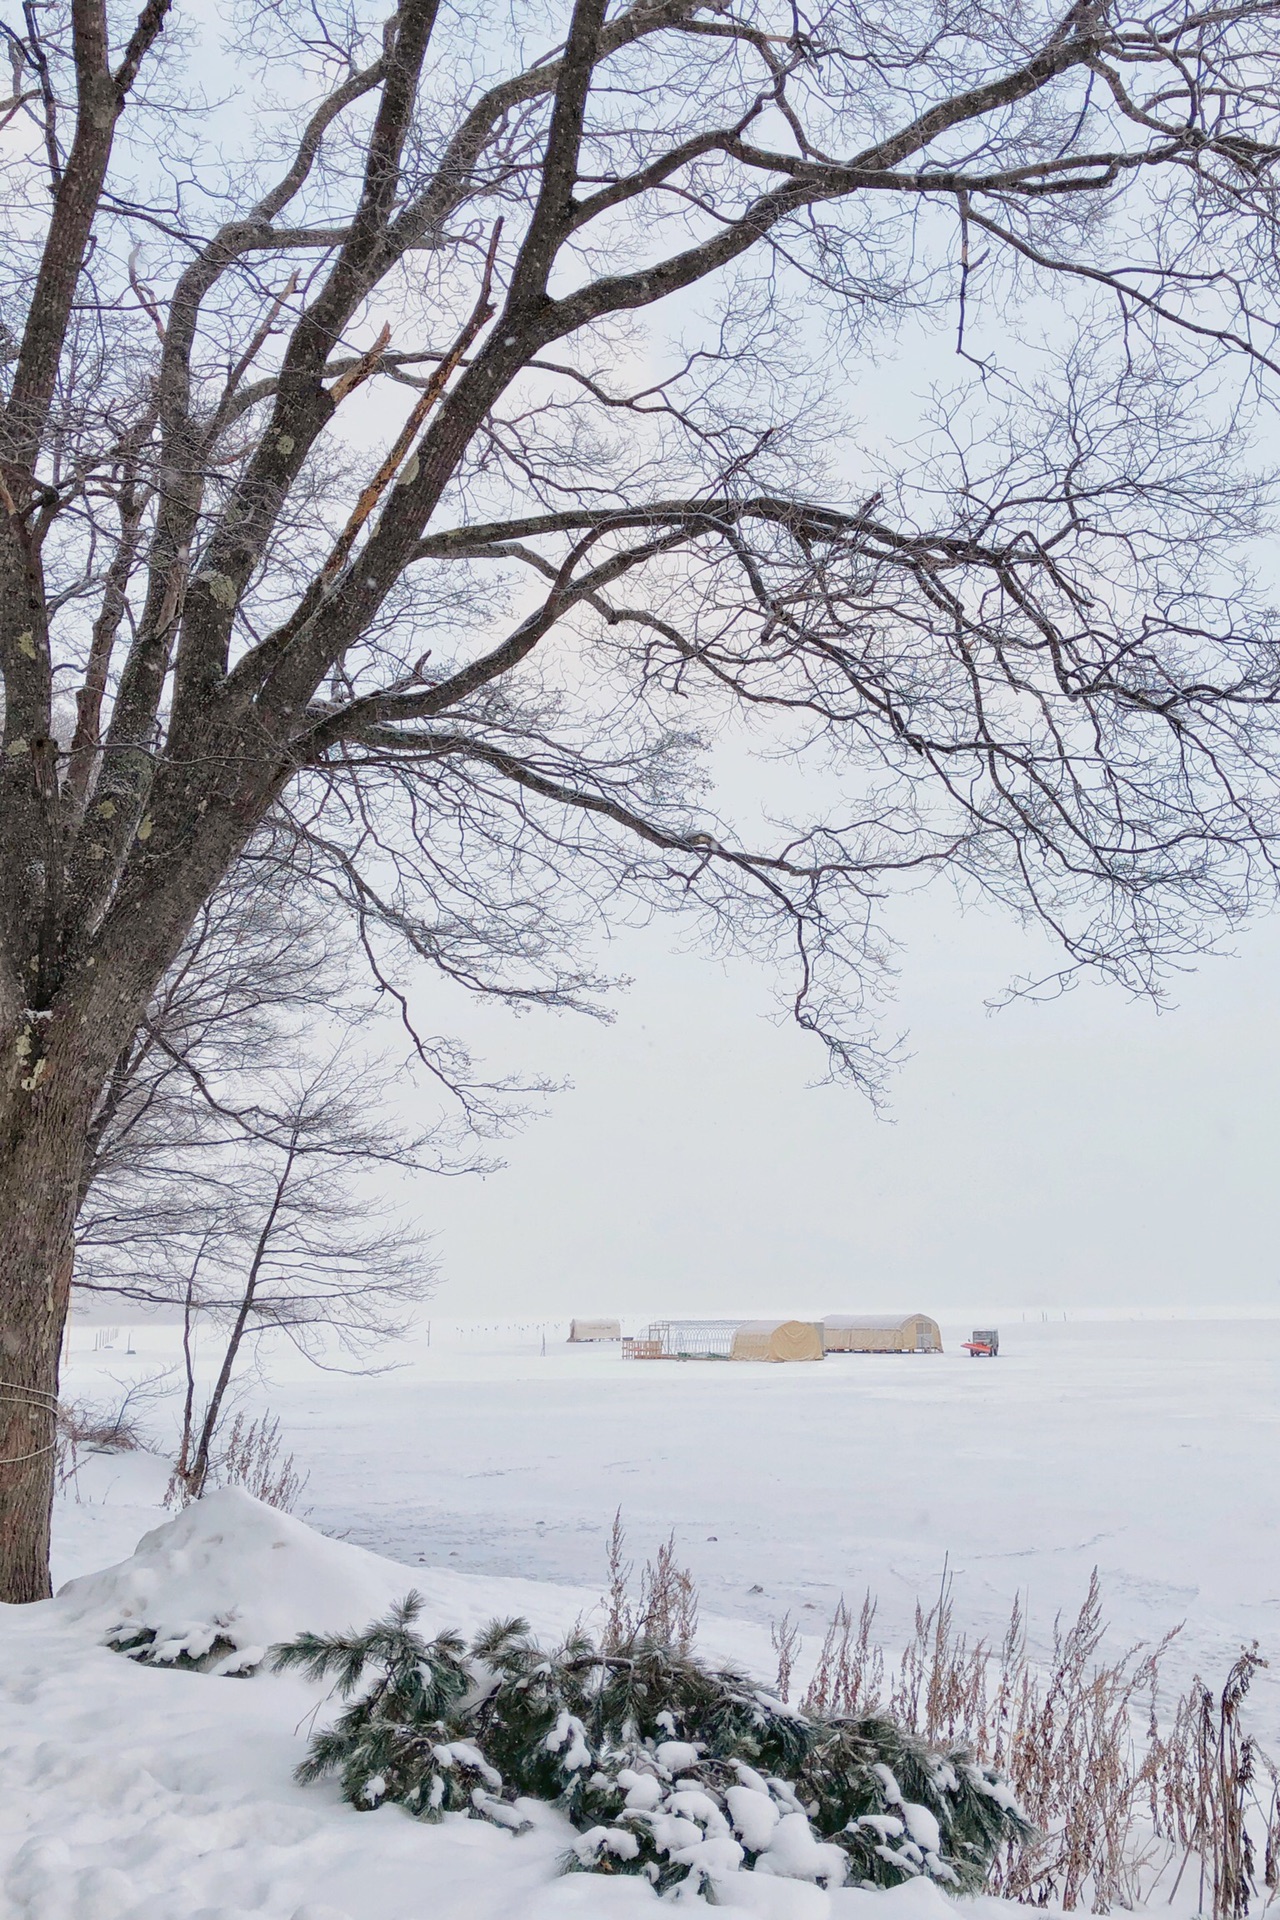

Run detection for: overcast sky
[[413, 877, 1280, 1320]]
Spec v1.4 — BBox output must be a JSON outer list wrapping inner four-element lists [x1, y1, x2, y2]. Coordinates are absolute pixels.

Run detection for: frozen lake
[[63, 1312, 1280, 1727]]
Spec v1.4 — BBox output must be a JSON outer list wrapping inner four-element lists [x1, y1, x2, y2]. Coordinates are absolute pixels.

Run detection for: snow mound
[[56, 1487, 415, 1667]]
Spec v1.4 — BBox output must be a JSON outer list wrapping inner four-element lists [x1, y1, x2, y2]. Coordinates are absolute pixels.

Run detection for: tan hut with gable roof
[[822, 1313, 942, 1354]]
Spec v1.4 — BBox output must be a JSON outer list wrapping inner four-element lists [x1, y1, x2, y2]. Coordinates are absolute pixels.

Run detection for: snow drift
[[55, 1486, 415, 1671]]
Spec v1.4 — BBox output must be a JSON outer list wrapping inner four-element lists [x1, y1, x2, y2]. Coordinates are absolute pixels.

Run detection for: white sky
[[416, 882, 1280, 1319]]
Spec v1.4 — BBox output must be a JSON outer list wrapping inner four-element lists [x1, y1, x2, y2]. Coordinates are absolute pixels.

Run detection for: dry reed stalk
[[601, 1510, 634, 1652], [599, 1512, 698, 1656], [890, 1560, 993, 1750], [772, 1610, 800, 1704], [207, 1410, 308, 1512], [640, 1532, 700, 1655], [1156, 1648, 1278, 1920], [801, 1591, 884, 1718], [1260, 1765, 1280, 1905], [966, 1577, 1180, 1911], [799, 1565, 1280, 1916]]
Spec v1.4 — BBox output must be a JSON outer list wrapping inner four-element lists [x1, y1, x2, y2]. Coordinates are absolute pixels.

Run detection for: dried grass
[[167, 1409, 308, 1513], [600, 1510, 699, 1656], [800, 1590, 884, 1718], [217, 1411, 308, 1512], [55, 1378, 161, 1490], [783, 1567, 1280, 1915], [596, 1521, 1280, 1911], [771, 1610, 800, 1705], [1156, 1647, 1277, 1920]]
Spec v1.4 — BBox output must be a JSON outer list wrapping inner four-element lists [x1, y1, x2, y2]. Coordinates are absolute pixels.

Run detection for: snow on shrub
[[272, 1595, 1032, 1899]]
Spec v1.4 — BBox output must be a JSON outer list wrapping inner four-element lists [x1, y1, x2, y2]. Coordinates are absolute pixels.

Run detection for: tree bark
[[0, 1059, 90, 1602], [0, 856, 237, 1599]]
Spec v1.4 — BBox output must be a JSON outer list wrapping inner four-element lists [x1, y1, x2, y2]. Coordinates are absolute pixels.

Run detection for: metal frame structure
[[626, 1319, 740, 1360]]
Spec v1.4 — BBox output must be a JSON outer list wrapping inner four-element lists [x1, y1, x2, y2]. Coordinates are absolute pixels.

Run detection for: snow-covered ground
[[5, 1313, 1277, 1918], [3, 1475, 1007, 1920], [60, 1313, 1280, 1722]]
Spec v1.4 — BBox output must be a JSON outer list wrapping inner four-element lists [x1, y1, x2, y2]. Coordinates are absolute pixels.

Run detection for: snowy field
[[5, 1313, 1278, 1919], [57, 1312, 1280, 1722], [289, 1313, 1280, 1696]]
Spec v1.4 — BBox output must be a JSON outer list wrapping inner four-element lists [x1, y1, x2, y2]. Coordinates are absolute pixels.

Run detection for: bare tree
[[72, 829, 503, 1296], [153, 1053, 436, 1501], [79, 1035, 446, 1491], [5, 0, 1280, 1597], [71, 855, 476, 1496], [74, 843, 354, 1241]]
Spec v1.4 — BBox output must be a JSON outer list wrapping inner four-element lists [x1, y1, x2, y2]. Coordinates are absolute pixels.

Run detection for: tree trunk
[[0, 825, 260, 1595], [186, 1154, 290, 1496], [0, 1067, 86, 1603], [0, 778, 263, 1597]]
